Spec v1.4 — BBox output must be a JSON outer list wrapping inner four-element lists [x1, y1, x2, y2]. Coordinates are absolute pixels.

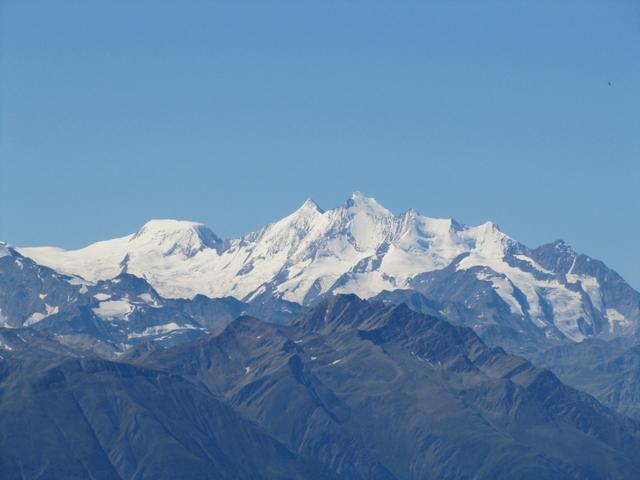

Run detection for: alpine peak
[[131, 219, 222, 257], [344, 191, 392, 217], [296, 198, 324, 215], [15, 195, 640, 345]]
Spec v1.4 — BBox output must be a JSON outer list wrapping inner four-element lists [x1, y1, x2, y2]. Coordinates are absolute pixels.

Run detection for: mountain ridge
[[15, 192, 640, 345], [132, 295, 640, 479]]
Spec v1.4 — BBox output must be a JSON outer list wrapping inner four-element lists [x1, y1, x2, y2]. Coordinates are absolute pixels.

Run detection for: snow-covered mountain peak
[[15, 195, 640, 344], [130, 219, 221, 257], [259, 198, 326, 238], [132, 219, 216, 240], [471, 220, 509, 243], [343, 191, 392, 218], [402, 208, 419, 218], [479, 220, 499, 231], [297, 198, 324, 215], [455, 221, 517, 264]]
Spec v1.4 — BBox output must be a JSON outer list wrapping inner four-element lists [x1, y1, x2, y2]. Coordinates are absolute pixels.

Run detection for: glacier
[[18, 192, 640, 343]]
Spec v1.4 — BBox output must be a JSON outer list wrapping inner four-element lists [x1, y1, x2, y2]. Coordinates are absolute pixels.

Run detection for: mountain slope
[[137, 296, 640, 480], [0, 242, 84, 328], [0, 242, 299, 355], [0, 351, 332, 480], [530, 337, 640, 421], [17, 193, 640, 344]]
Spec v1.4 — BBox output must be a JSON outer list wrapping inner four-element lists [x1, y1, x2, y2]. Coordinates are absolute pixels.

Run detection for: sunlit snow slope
[[20, 193, 640, 342]]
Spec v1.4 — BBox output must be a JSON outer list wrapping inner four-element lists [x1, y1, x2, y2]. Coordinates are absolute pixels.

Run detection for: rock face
[[16, 193, 640, 346], [0, 243, 82, 328]]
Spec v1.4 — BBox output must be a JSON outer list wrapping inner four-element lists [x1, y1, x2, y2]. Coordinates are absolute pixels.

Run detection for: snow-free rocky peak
[[17, 192, 640, 343]]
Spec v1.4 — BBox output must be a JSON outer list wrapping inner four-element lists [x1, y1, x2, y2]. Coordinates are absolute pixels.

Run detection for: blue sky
[[1, 1, 639, 287]]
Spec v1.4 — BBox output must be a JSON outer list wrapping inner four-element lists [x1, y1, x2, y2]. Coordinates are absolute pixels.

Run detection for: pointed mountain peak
[[480, 220, 500, 231], [297, 198, 324, 215], [466, 221, 515, 253], [131, 219, 221, 257], [405, 207, 419, 216], [534, 239, 577, 257], [279, 198, 324, 226], [551, 239, 576, 255], [344, 191, 392, 217], [552, 239, 570, 248], [473, 221, 509, 238]]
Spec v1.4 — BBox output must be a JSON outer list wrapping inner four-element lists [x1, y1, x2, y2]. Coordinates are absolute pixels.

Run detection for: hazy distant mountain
[[3, 296, 640, 479], [131, 296, 640, 479], [530, 337, 640, 421], [0, 340, 331, 479], [16, 193, 640, 347]]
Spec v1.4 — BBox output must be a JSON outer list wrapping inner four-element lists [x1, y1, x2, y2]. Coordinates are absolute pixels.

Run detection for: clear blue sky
[[1, 1, 639, 288]]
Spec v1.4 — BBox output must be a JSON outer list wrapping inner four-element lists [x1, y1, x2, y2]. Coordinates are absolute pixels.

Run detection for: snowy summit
[[18, 192, 640, 343]]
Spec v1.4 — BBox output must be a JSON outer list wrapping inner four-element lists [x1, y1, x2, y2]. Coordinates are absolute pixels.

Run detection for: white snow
[[544, 287, 586, 342], [25, 304, 59, 326], [513, 254, 553, 274], [16, 192, 629, 343], [137, 292, 161, 307], [92, 300, 134, 320], [128, 322, 196, 339], [0, 339, 13, 351], [66, 276, 92, 286], [475, 270, 523, 316], [566, 273, 603, 310], [606, 308, 632, 334]]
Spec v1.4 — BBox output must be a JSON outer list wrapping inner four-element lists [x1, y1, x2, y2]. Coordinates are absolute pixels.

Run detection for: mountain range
[[3, 193, 640, 478], [12, 192, 640, 351], [3, 295, 640, 479]]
